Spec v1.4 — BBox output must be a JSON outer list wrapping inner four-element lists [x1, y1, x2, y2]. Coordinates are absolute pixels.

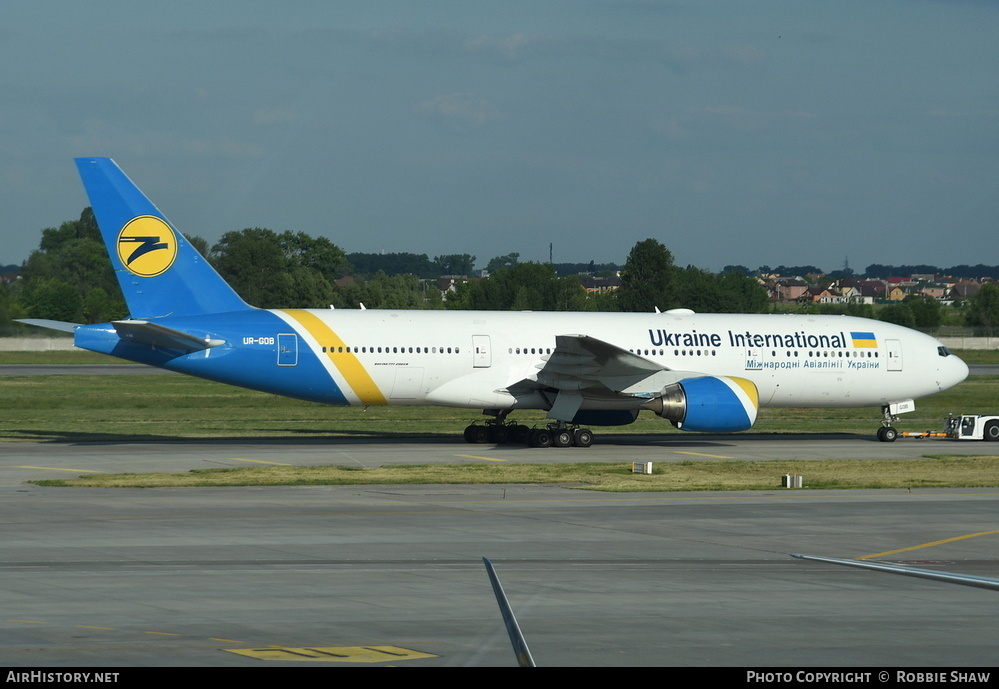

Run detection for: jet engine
[[641, 376, 759, 432]]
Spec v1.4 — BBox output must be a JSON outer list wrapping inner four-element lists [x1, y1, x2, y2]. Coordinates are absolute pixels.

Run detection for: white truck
[[897, 414, 999, 441]]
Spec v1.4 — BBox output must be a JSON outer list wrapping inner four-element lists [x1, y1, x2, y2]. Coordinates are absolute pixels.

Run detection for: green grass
[[2, 371, 995, 442], [949, 349, 999, 365], [6, 350, 997, 491], [33, 455, 999, 490], [0, 350, 137, 365]]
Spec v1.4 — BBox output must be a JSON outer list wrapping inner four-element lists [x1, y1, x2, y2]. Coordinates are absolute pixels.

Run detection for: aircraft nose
[[945, 353, 970, 389]]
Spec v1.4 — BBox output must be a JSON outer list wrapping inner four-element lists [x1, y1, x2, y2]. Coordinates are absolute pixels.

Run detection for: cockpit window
[[937, 346, 952, 357]]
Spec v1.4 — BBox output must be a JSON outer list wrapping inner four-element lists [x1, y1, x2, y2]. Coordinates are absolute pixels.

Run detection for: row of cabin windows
[[320, 345, 879, 359], [322, 346, 459, 354], [632, 349, 718, 357], [630, 348, 878, 359]]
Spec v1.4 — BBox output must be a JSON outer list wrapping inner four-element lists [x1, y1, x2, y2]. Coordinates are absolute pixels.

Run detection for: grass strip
[[2, 373, 996, 441], [32, 455, 999, 491]]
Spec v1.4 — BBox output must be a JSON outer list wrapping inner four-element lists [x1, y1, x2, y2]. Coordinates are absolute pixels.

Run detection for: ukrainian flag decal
[[116, 216, 178, 277], [850, 331, 878, 348]]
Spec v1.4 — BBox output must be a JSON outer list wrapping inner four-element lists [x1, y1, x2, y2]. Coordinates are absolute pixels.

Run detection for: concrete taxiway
[[2, 436, 997, 667]]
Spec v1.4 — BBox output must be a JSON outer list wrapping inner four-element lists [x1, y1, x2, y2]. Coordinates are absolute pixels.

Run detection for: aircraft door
[[472, 335, 491, 368], [885, 339, 902, 371], [277, 333, 298, 366]]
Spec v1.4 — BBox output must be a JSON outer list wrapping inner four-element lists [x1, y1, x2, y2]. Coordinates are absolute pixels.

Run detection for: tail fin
[[75, 157, 249, 319]]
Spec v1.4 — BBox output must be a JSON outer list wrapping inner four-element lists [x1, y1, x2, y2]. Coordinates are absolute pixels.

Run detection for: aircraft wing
[[504, 334, 710, 423], [534, 334, 665, 391], [517, 333, 707, 392], [483, 557, 536, 667], [791, 553, 999, 592]]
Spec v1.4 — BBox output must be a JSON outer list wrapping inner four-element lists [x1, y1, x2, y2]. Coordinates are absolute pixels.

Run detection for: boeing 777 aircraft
[[20, 158, 970, 446]]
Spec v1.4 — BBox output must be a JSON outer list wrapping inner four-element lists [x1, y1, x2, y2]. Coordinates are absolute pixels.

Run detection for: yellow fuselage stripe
[[280, 309, 387, 405]]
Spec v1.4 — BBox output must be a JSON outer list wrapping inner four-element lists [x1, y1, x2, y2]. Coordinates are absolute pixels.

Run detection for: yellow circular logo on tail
[[116, 216, 178, 277]]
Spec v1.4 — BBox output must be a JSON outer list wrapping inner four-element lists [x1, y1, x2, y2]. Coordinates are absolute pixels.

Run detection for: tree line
[[4, 209, 996, 330]]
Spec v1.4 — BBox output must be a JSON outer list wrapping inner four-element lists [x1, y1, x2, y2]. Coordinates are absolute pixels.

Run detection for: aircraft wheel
[[529, 428, 552, 448], [466, 425, 490, 443], [572, 428, 594, 447], [513, 424, 531, 444], [553, 429, 573, 448], [985, 421, 999, 442], [878, 426, 898, 442], [489, 425, 511, 444], [463, 424, 477, 443]]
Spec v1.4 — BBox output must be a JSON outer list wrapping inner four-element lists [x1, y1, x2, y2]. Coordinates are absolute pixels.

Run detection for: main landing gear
[[463, 420, 594, 448], [876, 405, 899, 442]]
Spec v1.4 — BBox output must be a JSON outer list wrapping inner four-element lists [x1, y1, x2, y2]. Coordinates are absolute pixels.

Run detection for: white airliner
[[20, 158, 970, 446]]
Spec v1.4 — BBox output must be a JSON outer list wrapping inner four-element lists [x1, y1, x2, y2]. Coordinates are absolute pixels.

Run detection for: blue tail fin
[[75, 157, 249, 319]]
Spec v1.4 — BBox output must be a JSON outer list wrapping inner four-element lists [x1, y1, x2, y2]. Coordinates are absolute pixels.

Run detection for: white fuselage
[[269, 309, 968, 411]]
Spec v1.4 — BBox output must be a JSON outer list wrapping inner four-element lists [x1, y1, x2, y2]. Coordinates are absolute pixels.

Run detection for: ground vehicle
[[896, 414, 999, 441]]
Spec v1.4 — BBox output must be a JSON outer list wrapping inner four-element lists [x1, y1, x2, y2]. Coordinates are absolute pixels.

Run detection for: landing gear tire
[[529, 428, 553, 448], [513, 424, 531, 444], [553, 429, 573, 448], [572, 428, 594, 447], [464, 424, 490, 443], [877, 426, 898, 442], [488, 424, 511, 444]]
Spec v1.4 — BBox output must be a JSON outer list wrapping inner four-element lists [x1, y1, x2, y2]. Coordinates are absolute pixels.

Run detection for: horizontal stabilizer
[[15, 319, 81, 333], [112, 320, 225, 351]]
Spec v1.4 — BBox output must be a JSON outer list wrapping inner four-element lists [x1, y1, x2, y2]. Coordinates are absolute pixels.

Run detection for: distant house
[[768, 279, 808, 302], [949, 281, 980, 301], [578, 275, 621, 293], [919, 284, 947, 300], [859, 280, 889, 300], [806, 287, 837, 303], [437, 275, 473, 294]]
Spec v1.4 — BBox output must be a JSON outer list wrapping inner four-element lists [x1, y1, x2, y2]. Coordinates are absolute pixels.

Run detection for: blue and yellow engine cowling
[[641, 376, 759, 433]]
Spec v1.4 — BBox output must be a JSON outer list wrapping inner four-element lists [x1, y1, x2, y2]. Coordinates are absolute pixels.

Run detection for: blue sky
[[2, 1, 997, 272]]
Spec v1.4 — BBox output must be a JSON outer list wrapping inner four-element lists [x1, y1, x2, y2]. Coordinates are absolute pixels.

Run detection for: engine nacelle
[[641, 376, 759, 433]]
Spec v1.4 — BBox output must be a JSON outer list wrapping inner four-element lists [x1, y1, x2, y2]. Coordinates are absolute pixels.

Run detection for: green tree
[[903, 295, 942, 329], [209, 228, 346, 308], [184, 233, 211, 258], [17, 208, 126, 322], [21, 278, 82, 322], [433, 254, 476, 276], [616, 239, 677, 312], [877, 302, 916, 328], [966, 283, 999, 330], [446, 262, 584, 311], [333, 272, 443, 310], [717, 271, 769, 313], [485, 253, 520, 273]]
